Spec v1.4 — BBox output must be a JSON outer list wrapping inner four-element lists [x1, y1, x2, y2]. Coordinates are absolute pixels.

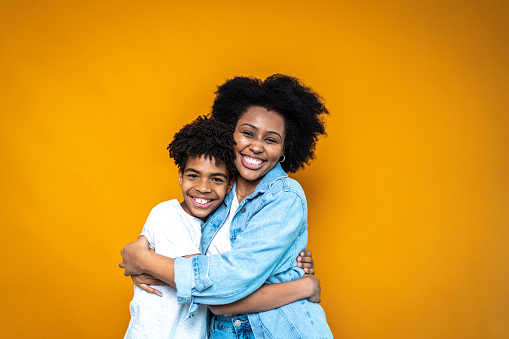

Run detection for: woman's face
[[233, 106, 285, 184]]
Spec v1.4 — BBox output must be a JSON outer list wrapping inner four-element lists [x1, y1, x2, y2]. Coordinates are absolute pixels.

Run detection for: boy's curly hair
[[210, 74, 328, 173], [167, 116, 237, 178]]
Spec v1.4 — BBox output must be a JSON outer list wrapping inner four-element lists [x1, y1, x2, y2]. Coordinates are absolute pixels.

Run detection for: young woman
[[120, 74, 333, 338]]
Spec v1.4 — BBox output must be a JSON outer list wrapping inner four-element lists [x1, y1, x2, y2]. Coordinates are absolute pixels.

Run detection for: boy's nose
[[196, 181, 212, 193]]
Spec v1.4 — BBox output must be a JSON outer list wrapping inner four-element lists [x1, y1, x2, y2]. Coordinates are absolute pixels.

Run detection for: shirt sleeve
[[141, 203, 201, 258], [174, 190, 306, 306], [140, 208, 157, 249]]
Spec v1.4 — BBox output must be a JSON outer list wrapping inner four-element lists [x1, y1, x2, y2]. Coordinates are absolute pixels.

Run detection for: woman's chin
[[238, 168, 264, 183]]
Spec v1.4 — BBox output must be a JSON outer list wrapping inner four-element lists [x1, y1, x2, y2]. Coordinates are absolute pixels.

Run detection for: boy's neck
[[180, 201, 207, 222]]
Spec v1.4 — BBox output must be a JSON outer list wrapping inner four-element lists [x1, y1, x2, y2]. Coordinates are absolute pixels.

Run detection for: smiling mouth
[[241, 155, 265, 169], [191, 197, 215, 208]]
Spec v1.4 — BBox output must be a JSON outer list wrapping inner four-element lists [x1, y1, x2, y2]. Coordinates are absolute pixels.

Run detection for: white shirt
[[124, 200, 207, 339], [205, 196, 238, 255]]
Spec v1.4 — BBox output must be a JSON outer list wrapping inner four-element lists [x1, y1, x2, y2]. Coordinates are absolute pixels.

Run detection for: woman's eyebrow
[[266, 131, 283, 139], [240, 123, 258, 130], [240, 123, 282, 139]]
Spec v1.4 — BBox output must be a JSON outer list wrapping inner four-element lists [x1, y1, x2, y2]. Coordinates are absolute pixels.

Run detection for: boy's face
[[179, 155, 233, 221]]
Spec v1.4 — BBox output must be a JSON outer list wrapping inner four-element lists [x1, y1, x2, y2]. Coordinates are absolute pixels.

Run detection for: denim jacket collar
[[224, 162, 288, 207]]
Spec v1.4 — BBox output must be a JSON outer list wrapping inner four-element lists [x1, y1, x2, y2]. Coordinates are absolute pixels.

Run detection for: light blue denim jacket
[[174, 163, 332, 338]]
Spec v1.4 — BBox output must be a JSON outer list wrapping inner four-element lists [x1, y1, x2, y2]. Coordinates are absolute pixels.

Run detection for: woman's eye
[[266, 138, 277, 144], [242, 131, 253, 137]]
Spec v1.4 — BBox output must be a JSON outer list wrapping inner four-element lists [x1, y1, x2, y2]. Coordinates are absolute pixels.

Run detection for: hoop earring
[[279, 154, 286, 163]]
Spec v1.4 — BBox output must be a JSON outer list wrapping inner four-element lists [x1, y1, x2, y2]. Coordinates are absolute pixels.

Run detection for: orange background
[[1, 1, 508, 338]]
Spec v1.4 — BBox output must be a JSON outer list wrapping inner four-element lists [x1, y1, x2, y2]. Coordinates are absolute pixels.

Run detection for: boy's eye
[[212, 177, 225, 183], [187, 174, 198, 179]]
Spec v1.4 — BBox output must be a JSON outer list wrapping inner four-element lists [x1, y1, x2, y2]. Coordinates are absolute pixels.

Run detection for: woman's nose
[[250, 140, 263, 153]]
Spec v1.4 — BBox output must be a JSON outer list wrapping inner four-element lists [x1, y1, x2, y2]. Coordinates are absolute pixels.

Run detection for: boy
[[124, 116, 236, 339]]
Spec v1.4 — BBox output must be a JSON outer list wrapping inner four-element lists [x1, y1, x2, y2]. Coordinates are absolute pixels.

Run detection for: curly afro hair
[[167, 115, 237, 179], [210, 74, 328, 173]]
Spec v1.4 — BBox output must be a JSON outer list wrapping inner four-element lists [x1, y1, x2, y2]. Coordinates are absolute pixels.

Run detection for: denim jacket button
[[233, 319, 242, 327], [240, 208, 246, 213]]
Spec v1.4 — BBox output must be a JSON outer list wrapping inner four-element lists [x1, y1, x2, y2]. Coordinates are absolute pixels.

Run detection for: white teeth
[[244, 156, 262, 165], [194, 198, 211, 205]]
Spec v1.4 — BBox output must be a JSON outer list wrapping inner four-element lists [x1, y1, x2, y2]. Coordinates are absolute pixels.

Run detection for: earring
[[279, 154, 286, 163]]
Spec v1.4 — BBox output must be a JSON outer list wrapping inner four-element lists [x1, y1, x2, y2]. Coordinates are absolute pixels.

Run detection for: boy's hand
[[302, 274, 321, 303], [119, 235, 151, 276], [297, 250, 314, 275], [132, 273, 167, 297]]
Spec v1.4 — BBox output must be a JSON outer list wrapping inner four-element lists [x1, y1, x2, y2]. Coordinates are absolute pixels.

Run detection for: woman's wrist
[[301, 274, 321, 303], [141, 252, 177, 287], [303, 276, 315, 298], [135, 247, 152, 273], [289, 277, 313, 300]]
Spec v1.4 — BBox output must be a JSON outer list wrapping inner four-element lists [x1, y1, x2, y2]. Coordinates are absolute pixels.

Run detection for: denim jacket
[[174, 163, 332, 338]]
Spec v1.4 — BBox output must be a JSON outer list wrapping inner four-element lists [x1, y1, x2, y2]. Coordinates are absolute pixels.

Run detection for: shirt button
[[240, 208, 246, 213], [233, 319, 242, 327]]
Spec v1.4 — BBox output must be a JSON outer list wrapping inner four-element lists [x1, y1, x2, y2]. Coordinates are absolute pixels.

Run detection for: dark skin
[[120, 238, 319, 315], [127, 249, 315, 296]]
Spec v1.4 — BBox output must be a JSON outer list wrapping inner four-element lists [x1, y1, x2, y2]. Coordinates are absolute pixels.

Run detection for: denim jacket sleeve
[[174, 186, 306, 308]]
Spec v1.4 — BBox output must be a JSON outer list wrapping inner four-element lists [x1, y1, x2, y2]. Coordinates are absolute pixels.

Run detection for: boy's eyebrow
[[184, 168, 228, 179], [184, 168, 200, 174], [240, 123, 283, 139]]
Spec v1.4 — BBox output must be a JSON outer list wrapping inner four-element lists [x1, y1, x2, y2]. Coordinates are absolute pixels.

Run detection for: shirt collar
[[224, 163, 288, 206], [253, 162, 287, 192]]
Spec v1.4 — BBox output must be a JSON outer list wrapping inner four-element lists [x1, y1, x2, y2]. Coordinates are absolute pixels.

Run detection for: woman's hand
[[297, 250, 315, 275], [302, 274, 321, 303], [119, 235, 151, 276], [132, 273, 167, 296]]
